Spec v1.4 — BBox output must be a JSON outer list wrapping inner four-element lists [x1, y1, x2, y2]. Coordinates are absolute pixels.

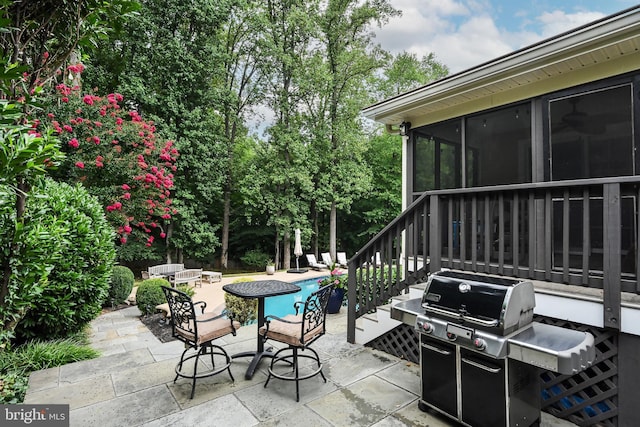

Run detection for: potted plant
[[318, 264, 347, 313], [266, 259, 275, 275]]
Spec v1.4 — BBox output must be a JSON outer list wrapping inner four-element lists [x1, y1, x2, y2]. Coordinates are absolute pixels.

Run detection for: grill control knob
[[420, 322, 434, 334], [446, 332, 456, 341], [473, 338, 487, 351]]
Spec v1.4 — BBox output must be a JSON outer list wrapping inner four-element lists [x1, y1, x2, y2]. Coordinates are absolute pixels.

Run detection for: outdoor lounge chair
[[161, 286, 240, 399], [321, 252, 333, 268], [305, 254, 328, 270], [337, 252, 348, 268], [259, 283, 334, 401]]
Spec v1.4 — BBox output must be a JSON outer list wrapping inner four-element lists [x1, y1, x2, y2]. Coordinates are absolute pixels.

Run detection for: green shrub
[[106, 266, 135, 307], [13, 180, 116, 342], [0, 334, 98, 404], [176, 285, 195, 298], [136, 278, 170, 315], [224, 277, 257, 324], [240, 249, 271, 270], [0, 371, 28, 404]]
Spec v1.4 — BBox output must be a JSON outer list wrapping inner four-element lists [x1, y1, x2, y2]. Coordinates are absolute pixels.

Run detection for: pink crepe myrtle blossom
[[67, 63, 85, 74], [40, 85, 178, 251]]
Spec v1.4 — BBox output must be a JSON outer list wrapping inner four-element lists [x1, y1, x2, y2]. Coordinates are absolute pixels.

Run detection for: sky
[[373, 0, 640, 74]]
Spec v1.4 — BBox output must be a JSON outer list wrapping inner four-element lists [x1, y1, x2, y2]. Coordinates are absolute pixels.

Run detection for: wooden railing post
[[603, 183, 621, 330], [347, 258, 358, 343], [429, 195, 441, 272]]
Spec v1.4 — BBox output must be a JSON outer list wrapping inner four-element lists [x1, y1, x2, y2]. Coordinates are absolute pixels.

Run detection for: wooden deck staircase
[[354, 282, 426, 345]]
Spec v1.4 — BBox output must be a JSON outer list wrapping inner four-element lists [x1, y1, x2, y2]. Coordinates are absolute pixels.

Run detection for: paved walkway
[[24, 270, 576, 426]]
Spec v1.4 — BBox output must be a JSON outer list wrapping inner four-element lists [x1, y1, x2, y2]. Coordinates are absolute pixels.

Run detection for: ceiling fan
[[554, 96, 627, 135], [559, 97, 605, 135]]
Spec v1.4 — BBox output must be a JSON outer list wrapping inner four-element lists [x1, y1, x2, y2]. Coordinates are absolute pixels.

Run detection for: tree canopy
[[2, 0, 450, 272]]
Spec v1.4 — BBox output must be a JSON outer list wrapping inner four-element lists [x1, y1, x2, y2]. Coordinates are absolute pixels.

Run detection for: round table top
[[223, 280, 301, 298]]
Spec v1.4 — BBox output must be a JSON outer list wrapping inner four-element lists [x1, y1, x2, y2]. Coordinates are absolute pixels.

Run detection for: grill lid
[[421, 270, 535, 334]]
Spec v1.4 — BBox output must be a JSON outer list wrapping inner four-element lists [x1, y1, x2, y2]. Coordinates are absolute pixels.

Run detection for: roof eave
[[363, 6, 640, 125]]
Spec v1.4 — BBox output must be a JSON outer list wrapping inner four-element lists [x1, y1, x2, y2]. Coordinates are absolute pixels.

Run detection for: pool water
[[264, 276, 327, 318]]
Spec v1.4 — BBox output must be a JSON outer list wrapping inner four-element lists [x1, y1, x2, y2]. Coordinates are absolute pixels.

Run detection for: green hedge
[[13, 180, 116, 342], [136, 278, 170, 315], [224, 277, 257, 324], [106, 266, 135, 307]]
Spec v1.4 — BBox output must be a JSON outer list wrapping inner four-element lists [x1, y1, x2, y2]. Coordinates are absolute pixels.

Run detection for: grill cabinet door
[[420, 336, 457, 417], [460, 349, 506, 427]]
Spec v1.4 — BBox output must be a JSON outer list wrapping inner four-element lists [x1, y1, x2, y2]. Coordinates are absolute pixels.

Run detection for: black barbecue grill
[[392, 270, 596, 427]]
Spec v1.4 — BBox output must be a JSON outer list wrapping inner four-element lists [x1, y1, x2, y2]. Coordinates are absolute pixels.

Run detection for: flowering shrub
[[37, 63, 178, 252], [318, 266, 347, 290]]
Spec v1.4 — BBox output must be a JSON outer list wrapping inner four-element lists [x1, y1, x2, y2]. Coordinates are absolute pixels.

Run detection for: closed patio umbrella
[[289, 228, 307, 273]]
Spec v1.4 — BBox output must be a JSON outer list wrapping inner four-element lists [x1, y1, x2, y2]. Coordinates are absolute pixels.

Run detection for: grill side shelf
[[507, 322, 596, 374]]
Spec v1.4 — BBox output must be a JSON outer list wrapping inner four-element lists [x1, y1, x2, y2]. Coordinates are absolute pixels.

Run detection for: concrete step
[[355, 282, 426, 345]]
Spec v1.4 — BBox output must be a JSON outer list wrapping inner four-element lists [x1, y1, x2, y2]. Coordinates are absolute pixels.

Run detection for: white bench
[[200, 271, 222, 285], [170, 268, 202, 287], [147, 263, 184, 278]]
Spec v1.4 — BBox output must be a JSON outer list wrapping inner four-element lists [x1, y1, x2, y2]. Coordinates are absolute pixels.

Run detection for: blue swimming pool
[[264, 276, 327, 318]]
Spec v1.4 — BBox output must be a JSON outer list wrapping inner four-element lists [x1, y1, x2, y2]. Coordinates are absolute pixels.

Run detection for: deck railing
[[347, 176, 640, 343]]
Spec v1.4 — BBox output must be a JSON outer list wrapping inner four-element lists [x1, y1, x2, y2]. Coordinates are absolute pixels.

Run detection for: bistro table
[[222, 280, 301, 380]]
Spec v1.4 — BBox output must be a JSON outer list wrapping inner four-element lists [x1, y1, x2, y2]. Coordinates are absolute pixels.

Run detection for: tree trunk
[[311, 200, 318, 255], [166, 222, 173, 263], [283, 229, 291, 269], [0, 179, 28, 313], [330, 200, 337, 262], [1, 179, 29, 340], [221, 189, 230, 268], [274, 226, 280, 270]]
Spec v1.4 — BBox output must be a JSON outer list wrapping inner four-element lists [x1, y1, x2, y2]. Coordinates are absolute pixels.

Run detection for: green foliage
[[0, 179, 62, 347], [240, 249, 271, 270], [136, 278, 170, 315], [0, 125, 64, 183], [0, 371, 28, 404], [106, 266, 134, 307], [0, 57, 65, 347], [342, 132, 402, 249], [0, 334, 99, 404], [224, 277, 257, 325], [0, 0, 140, 96], [376, 51, 449, 99], [176, 284, 194, 298], [14, 180, 116, 342]]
